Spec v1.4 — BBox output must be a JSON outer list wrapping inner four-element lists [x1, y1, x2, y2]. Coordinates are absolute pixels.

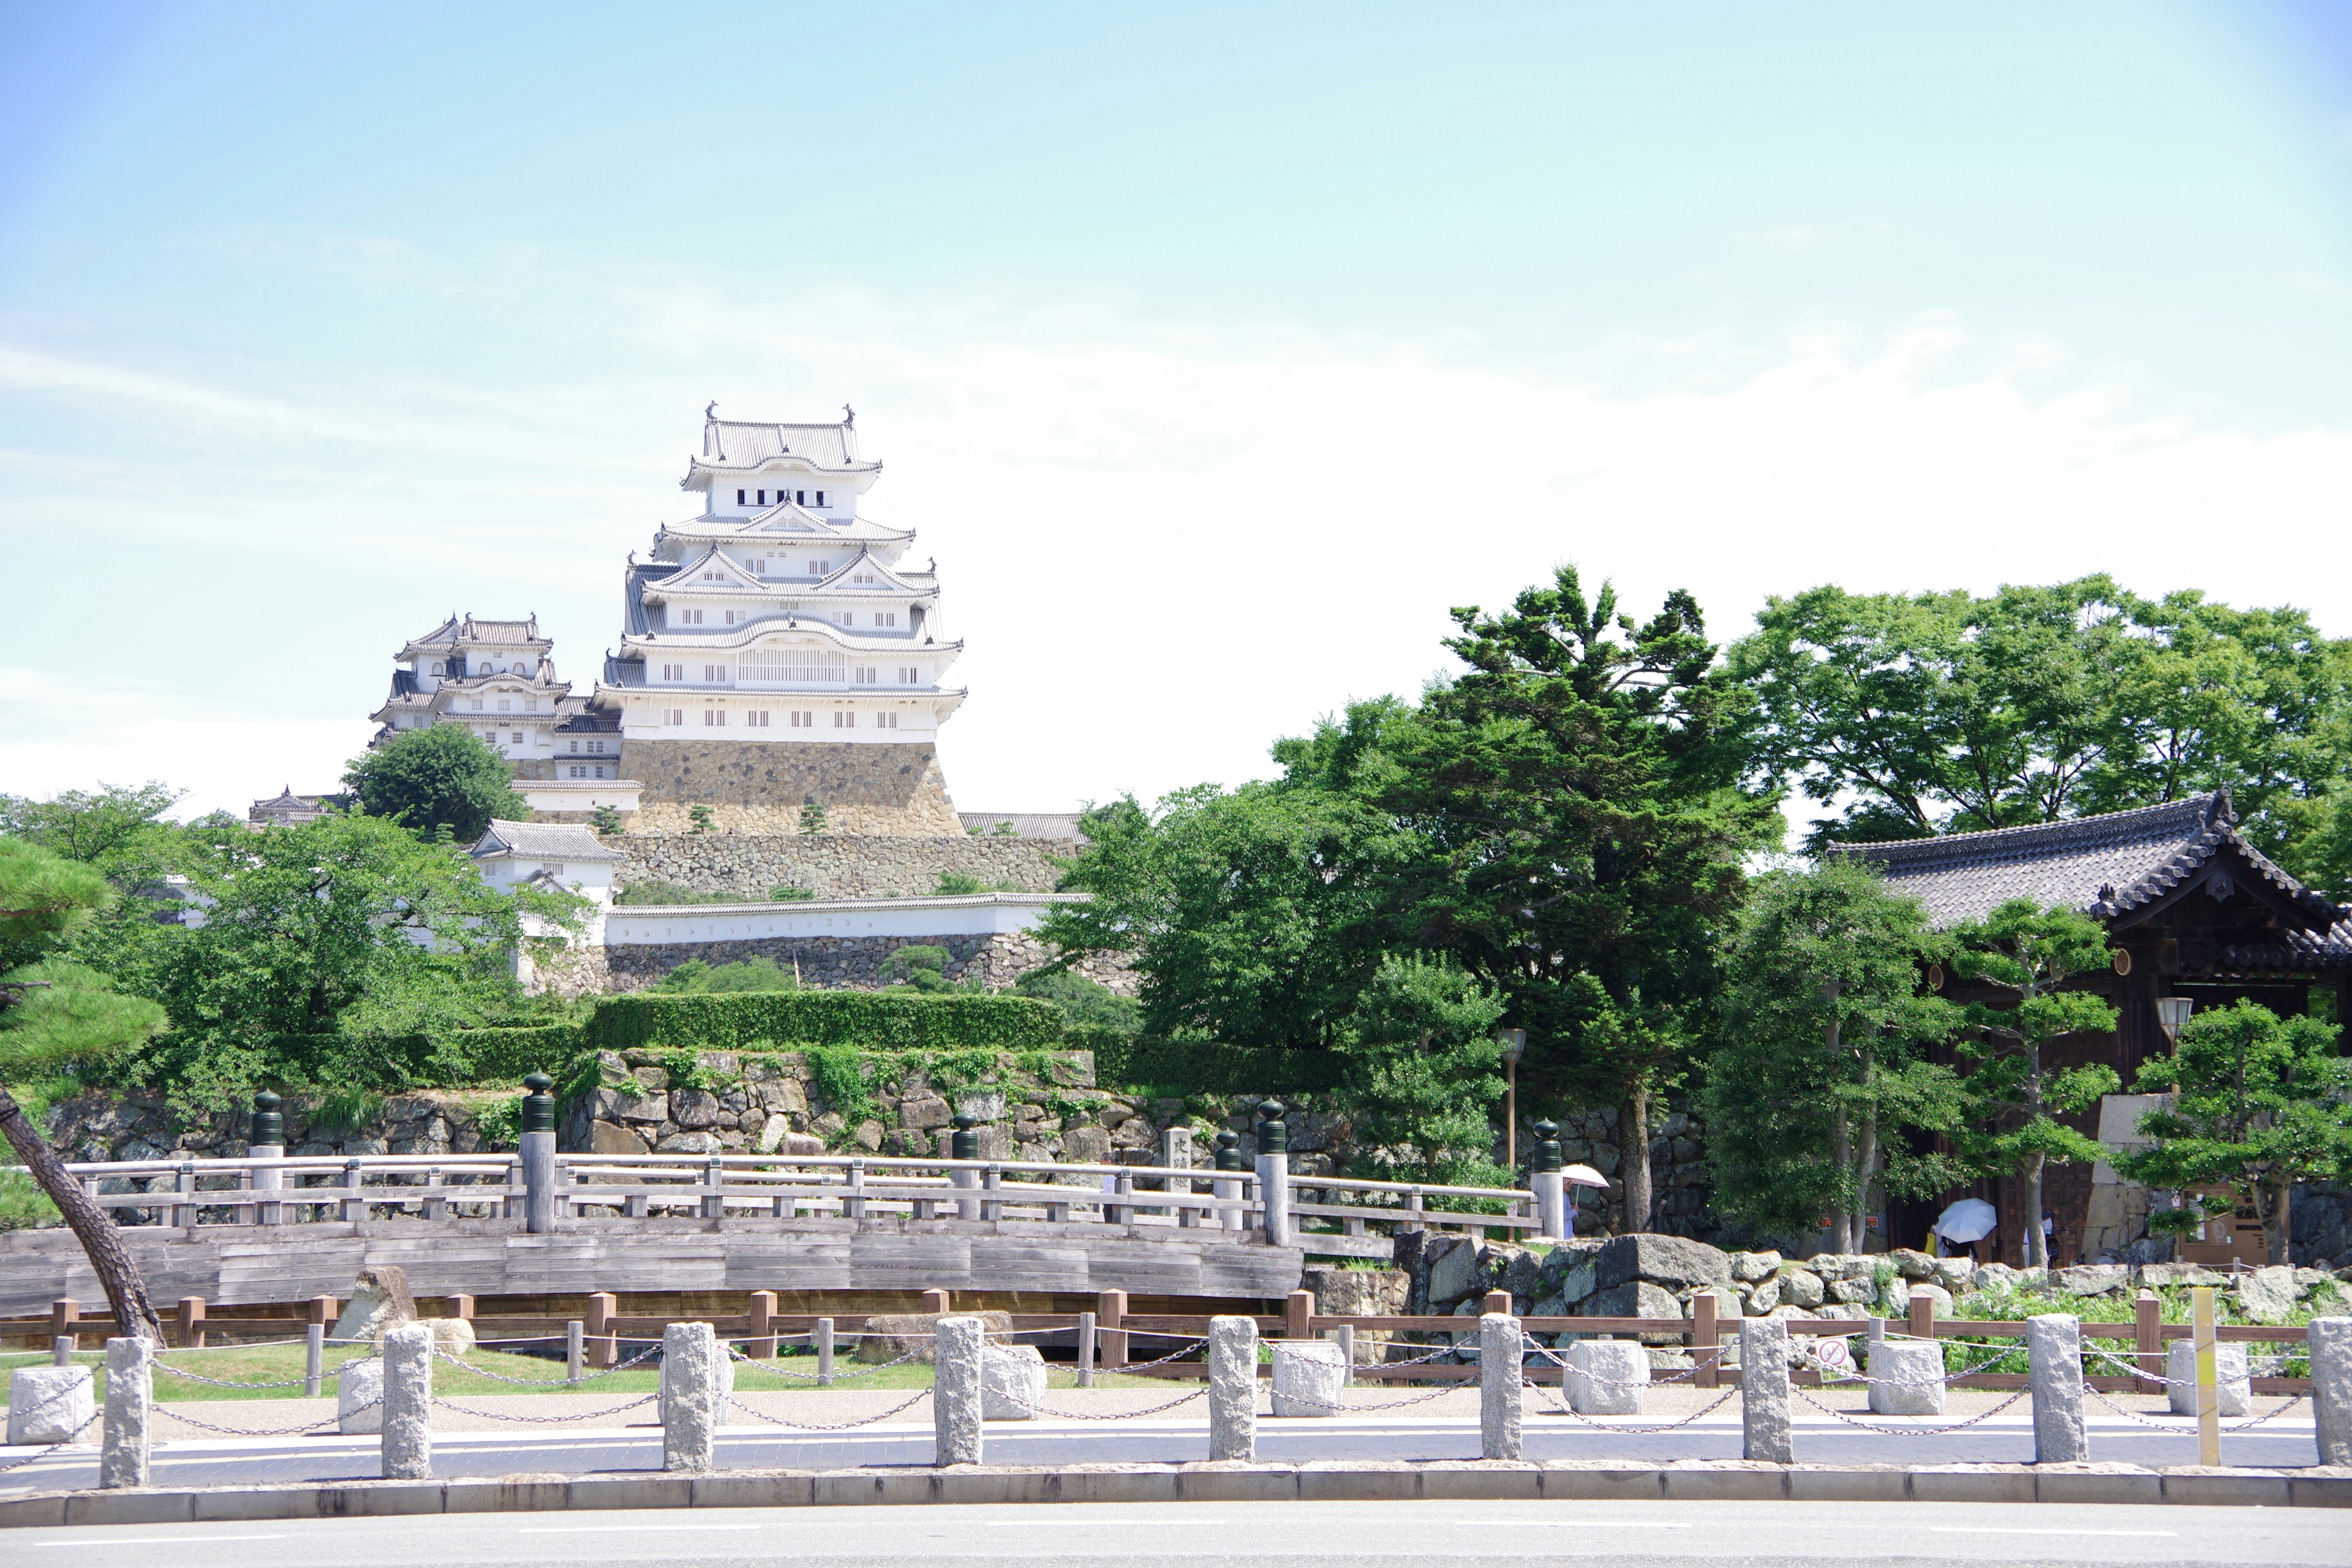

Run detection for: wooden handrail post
[[921, 1287, 951, 1316], [308, 1294, 336, 1328], [1693, 1291, 1720, 1389], [586, 1291, 617, 1368], [1907, 1285, 1934, 1341], [177, 1295, 205, 1350], [1286, 1289, 1314, 1341], [748, 1290, 777, 1359], [1098, 1287, 1128, 1370], [445, 1294, 475, 1322], [2134, 1289, 2163, 1394], [50, 1298, 77, 1352], [1481, 1288, 1512, 1317]]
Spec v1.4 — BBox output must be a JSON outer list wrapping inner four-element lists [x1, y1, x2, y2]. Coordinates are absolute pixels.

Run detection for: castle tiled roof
[[688, 415, 875, 476], [470, 820, 622, 863], [958, 812, 1087, 843], [1833, 791, 2343, 933]]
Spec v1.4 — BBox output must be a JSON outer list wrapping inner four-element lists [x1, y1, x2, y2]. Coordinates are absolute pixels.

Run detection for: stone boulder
[[1270, 1338, 1348, 1417], [431, 1317, 477, 1356], [1563, 1339, 1648, 1415], [1888, 1248, 1938, 1281], [1586, 1280, 1684, 1343], [331, 1264, 417, 1344], [6, 1366, 93, 1445], [2052, 1264, 2130, 1296], [2234, 1265, 2301, 1324], [337, 1356, 383, 1434], [2166, 1340, 2251, 1417], [2136, 1262, 2229, 1289], [1594, 1234, 1732, 1295], [1779, 1269, 1825, 1310], [857, 1310, 1013, 1363], [1970, 1262, 2043, 1295], [1743, 1276, 1782, 1315], [1728, 1250, 1782, 1283], [1423, 1235, 1487, 1310], [981, 1343, 1048, 1420]]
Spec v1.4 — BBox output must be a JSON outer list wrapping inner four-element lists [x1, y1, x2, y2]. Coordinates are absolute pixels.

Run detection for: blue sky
[[4, 2, 2350, 817]]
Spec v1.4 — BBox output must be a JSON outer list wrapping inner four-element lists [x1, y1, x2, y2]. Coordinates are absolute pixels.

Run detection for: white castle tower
[[369, 614, 622, 780], [587, 407, 969, 834]]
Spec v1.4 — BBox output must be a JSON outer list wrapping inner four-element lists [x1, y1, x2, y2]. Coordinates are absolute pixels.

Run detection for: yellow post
[[2192, 1284, 2220, 1468]]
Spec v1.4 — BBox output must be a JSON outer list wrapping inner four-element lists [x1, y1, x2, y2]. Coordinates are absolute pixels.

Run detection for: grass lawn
[[0, 1343, 1193, 1401]]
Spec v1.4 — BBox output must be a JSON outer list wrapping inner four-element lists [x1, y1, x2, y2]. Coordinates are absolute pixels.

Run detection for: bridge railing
[[11, 1147, 1555, 1246]]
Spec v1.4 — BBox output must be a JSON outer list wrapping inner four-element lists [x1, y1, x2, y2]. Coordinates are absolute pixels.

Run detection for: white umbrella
[[1933, 1197, 1998, 1244], [1561, 1164, 1609, 1189]]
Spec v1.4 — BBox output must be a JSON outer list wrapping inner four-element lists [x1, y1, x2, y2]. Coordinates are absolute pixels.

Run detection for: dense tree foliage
[[1340, 954, 1507, 1185], [2113, 1001, 2352, 1265], [1728, 577, 2352, 878], [342, 725, 528, 842], [1702, 858, 1965, 1246]]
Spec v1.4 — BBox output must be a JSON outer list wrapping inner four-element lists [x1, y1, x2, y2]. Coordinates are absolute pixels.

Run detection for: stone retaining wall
[[625, 741, 962, 837], [615, 834, 1073, 900], [601, 929, 1136, 995]]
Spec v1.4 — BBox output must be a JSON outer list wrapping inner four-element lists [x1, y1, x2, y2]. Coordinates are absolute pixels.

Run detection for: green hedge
[[584, 992, 1066, 1054], [1085, 1032, 1349, 1097], [251, 1027, 587, 1091], [442, 1024, 588, 1084]]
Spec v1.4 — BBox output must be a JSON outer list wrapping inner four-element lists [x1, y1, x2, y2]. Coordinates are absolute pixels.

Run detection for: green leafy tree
[[1948, 899, 2122, 1268], [880, 944, 980, 993], [0, 782, 186, 867], [590, 803, 622, 835], [1014, 968, 1142, 1033], [1368, 567, 1781, 1229], [1037, 780, 1394, 1050], [341, 726, 527, 842], [1727, 577, 2352, 872], [2112, 1000, 2352, 1265], [124, 813, 579, 1106], [1341, 954, 1507, 1183], [799, 802, 828, 834], [650, 956, 801, 993], [0, 838, 169, 1341], [1703, 858, 1967, 1245]]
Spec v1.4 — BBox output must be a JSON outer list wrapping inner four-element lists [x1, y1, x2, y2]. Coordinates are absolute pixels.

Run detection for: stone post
[[1161, 1126, 1193, 1221], [2027, 1313, 2087, 1463], [949, 1115, 982, 1220], [1208, 1313, 1258, 1461], [1740, 1317, 1793, 1463], [98, 1336, 152, 1489], [379, 1321, 434, 1480], [1254, 1102, 1291, 1248], [933, 1315, 986, 1466], [249, 1091, 285, 1226], [1480, 1312, 1523, 1460], [1865, 1340, 1945, 1416], [520, 1073, 559, 1235], [304, 1322, 325, 1398], [2310, 1316, 2351, 1467], [1529, 1121, 1567, 1242], [816, 1317, 835, 1387], [566, 1320, 584, 1386], [662, 1322, 721, 1472], [1213, 1131, 1246, 1232]]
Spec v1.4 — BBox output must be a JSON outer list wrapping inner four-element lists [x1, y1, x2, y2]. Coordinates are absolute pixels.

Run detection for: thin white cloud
[[5, 280, 2350, 823]]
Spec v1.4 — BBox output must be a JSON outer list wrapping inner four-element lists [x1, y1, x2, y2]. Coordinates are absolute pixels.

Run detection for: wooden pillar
[[307, 1294, 336, 1330], [177, 1295, 205, 1350], [1908, 1286, 1934, 1342], [2134, 1290, 2164, 1394], [444, 1294, 475, 1322], [1286, 1289, 1314, 1341], [1692, 1291, 1720, 1389], [748, 1291, 777, 1359], [586, 1291, 617, 1368], [1098, 1288, 1128, 1370], [921, 1287, 951, 1316], [49, 1298, 78, 1351]]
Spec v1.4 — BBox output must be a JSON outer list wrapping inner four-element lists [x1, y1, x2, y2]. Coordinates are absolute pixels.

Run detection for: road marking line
[[37, 1536, 288, 1547], [519, 1524, 763, 1534], [1929, 1528, 2176, 1538], [1452, 1521, 1691, 1528]]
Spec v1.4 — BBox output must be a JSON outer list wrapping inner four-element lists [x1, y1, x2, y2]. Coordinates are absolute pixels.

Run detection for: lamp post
[[2156, 997, 2193, 1044], [1497, 1028, 1527, 1169]]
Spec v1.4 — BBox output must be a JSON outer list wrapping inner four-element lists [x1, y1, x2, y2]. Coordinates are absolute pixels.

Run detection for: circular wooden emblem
[[1924, 963, 1945, 991], [2112, 949, 2132, 976]]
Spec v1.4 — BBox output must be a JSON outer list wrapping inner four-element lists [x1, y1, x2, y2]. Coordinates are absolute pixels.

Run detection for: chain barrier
[[727, 1344, 929, 1383], [989, 1384, 1212, 1422], [1790, 1384, 2030, 1436], [725, 1389, 934, 1431], [2084, 1385, 2311, 1433], [1108, 1336, 1213, 1372], [428, 1392, 659, 1425], [1532, 1381, 1744, 1433], [429, 1344, 660, 1385], [152, 1351, 377, 1391], [156, 1398, 375, 1438], [0, 1408, 102, 1473]]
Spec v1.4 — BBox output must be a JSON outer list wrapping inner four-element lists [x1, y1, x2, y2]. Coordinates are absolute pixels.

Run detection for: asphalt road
[[13, 1497, 2350, 1567], [0, 1402, 2328, 1497]]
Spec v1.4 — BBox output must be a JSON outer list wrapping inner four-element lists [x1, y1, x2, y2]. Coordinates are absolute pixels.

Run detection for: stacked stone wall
[[625, 739, 962, 836], [616, 834, 1072, 900]]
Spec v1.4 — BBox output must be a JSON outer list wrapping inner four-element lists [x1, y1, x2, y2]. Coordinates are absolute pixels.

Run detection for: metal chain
[[428, 1393, 658, 1425], [986, 1384, 1210, 1421], [1532, 1382, 1743, 1433], [1109, 1336, 1212, 1371], [2086, 1385, 2310, 1433], [1521, 1338, 1732, 1390], [0, 1408, 102, 1473], [725, 1389, 933, 1430], [153, 1362, 335, 1390], [1268, 1380, 1463, 1415], [1792, 1384, 2029, 1435], [429, 1344, 660, 1385], [728, 1344, 927, 1382], [156, 1400, 371, 1438]]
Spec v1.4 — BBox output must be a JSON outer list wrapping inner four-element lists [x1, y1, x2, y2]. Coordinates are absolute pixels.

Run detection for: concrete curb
[[2, 1460, 2349, 1525]]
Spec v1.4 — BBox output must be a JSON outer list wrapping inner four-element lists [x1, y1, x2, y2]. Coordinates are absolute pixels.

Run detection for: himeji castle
[[369, 614, 624, 780], [590, 406, 969, 834]]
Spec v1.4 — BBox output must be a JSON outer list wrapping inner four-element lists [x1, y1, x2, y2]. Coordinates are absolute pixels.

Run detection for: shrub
[[612, 881, 745, 907], [650, 957, 800, 994], [1084, 1033, 1348, 1096], [769, 885, 816, 902]]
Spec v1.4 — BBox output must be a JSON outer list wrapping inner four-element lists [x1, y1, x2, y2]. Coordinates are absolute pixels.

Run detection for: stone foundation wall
[[46, 1088, 510, 1164], [626, 739, 962, 836], [602, 930, 1137, 995], [616, 834, 1072, 900]]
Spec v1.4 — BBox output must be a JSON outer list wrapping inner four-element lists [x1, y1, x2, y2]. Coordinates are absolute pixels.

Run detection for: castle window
[[812, 560, 830, 575], [589, 741, 605, 753], [511, 731, 523, 744], [748, 710, 771, 727], [791, 710, 812, 728], [876, 712, 899, 729], [704, 663, 729, 682], [750, 558, 766, 574], [899, 667, 919, 684], [834, 710, 853, 728], [662, 663, 683, 680], [854, 573, 875, 585], [665, 708, 684, 725], [756, 490, 767, 505], [815, 491, 826, 506], [526, 698, 539, 712], [428, 662, 443, 676], [472, 699, 484, 711], [703, 570, 722, 582], [594, 766, 606, 778], [677, 608, 704, 625], [876, 611, 898, 627], [736, 489, 747, 505], [497, 699, 511, 712], [856, 666, 876, 684], [705, 709, 726, 726], [796, 490, 806, 504], [568, 741, 578, 753], [841, 612, 854, 627]]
